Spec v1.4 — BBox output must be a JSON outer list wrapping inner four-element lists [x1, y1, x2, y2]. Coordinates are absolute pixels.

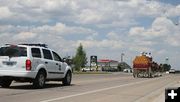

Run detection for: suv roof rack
[[5, 44, 17, 46], [18, 43, 48, 48], [5, 44, 12, 46]]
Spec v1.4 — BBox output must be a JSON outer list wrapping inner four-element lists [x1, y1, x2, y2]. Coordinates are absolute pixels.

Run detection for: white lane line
[[134, 78, 175, 102], [40, 76, 167, 102]]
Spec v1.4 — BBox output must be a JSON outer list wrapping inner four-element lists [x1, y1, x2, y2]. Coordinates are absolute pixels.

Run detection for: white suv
[[0, 44, 72, 88]]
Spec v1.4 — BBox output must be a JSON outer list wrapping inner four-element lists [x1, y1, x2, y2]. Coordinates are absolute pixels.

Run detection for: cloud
[[0, 0, 180, 69], [0, 7, 13, 19], [77, 9, 104, 24], [13, 32, 37, 40], [165, 4, 180, 17], [106, 32, 120, 40], [0, 0, 176, 27], [0, 0, 150, 26], [129, 17, 176, 39], [129, 27, 145, 36], [0, 23, 98, 57], [138, 0, 165, 17], [32, 23, 97, 36], [0, 23, 97, 37], [77, 39, 123, 50], [127, 16, 180, 60]]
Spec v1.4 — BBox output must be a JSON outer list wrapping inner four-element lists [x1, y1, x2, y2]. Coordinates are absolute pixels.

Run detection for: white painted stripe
[[134, 77, 175, 102], [40, 76, 167, 102]]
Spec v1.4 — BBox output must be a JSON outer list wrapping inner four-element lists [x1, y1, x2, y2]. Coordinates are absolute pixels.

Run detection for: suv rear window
[[0, 46, 27, 57], [31, 48, 41, 58]]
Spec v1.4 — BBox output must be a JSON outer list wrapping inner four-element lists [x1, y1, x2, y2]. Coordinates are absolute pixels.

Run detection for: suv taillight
[[26, 59, 32, 71]]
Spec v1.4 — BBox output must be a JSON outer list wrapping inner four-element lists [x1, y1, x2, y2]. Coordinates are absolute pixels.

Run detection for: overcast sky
[[0, 0, 180, 69]]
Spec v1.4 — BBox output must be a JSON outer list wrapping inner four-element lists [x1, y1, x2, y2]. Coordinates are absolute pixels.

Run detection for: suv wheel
[[62, 71, 72, 86], [33, 71, 46, 88], [0, 79, 12, 88]]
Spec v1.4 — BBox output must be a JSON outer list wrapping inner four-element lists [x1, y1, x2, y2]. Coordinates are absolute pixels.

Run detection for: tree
[[162, 64, 171, 71], [73, 43, 87, 71]]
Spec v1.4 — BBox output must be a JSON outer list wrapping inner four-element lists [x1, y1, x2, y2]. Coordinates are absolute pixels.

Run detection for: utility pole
[[165, 57, 169, 65], [121, 53, 124, 62]]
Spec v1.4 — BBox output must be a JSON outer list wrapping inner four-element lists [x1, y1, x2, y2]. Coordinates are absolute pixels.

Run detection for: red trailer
[[133, 54, 160, 78]]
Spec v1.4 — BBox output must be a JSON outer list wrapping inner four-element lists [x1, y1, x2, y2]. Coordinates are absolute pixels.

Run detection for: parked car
[[169, 69, 175, 73], [0, 44, 72, 88], [123, 68, 132, 73], [81, 68, 91, 72]]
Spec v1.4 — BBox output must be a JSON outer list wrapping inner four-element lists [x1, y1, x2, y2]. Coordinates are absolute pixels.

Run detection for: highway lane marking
[[40, 76, 169, 102], [74, 76, 133, 85], [134, 78, 176, 102], [139, 75, 180, 102]]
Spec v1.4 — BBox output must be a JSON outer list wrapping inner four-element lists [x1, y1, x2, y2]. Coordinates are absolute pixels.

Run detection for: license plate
[[2, 61, 16, 66]]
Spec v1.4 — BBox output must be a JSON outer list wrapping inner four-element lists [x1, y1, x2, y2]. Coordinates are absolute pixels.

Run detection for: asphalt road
[[0, 72, 180, 102]]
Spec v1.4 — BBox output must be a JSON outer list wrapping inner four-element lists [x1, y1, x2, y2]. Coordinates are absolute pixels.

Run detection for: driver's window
[[52, 51, 62, 62]]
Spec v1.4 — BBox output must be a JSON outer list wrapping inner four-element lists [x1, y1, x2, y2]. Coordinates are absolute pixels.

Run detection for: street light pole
[[121, 53, 124, 62], [165, 57, 169, 64]]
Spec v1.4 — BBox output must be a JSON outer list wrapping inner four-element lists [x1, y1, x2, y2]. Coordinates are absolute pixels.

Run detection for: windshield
[[0, 46, 27, 57]]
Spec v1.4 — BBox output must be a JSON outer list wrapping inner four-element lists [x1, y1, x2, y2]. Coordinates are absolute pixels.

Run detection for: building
[[97, 59, 119, 71]]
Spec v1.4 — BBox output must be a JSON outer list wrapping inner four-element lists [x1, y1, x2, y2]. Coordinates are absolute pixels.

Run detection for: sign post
[[90, 55, 97, 71]]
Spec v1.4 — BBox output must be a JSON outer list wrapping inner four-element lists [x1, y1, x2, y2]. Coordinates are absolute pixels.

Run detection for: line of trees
[[159, 63, 171, 72]]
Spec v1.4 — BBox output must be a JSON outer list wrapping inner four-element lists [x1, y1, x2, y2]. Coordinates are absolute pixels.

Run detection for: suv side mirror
[[62, 58, 66, 63]]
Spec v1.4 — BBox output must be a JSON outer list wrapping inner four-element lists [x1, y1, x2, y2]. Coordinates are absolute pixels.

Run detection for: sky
[[0, 0, 180, 69]]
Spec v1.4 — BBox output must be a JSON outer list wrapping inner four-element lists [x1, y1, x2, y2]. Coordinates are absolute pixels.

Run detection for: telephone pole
[[121, 53, 124, 62]]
